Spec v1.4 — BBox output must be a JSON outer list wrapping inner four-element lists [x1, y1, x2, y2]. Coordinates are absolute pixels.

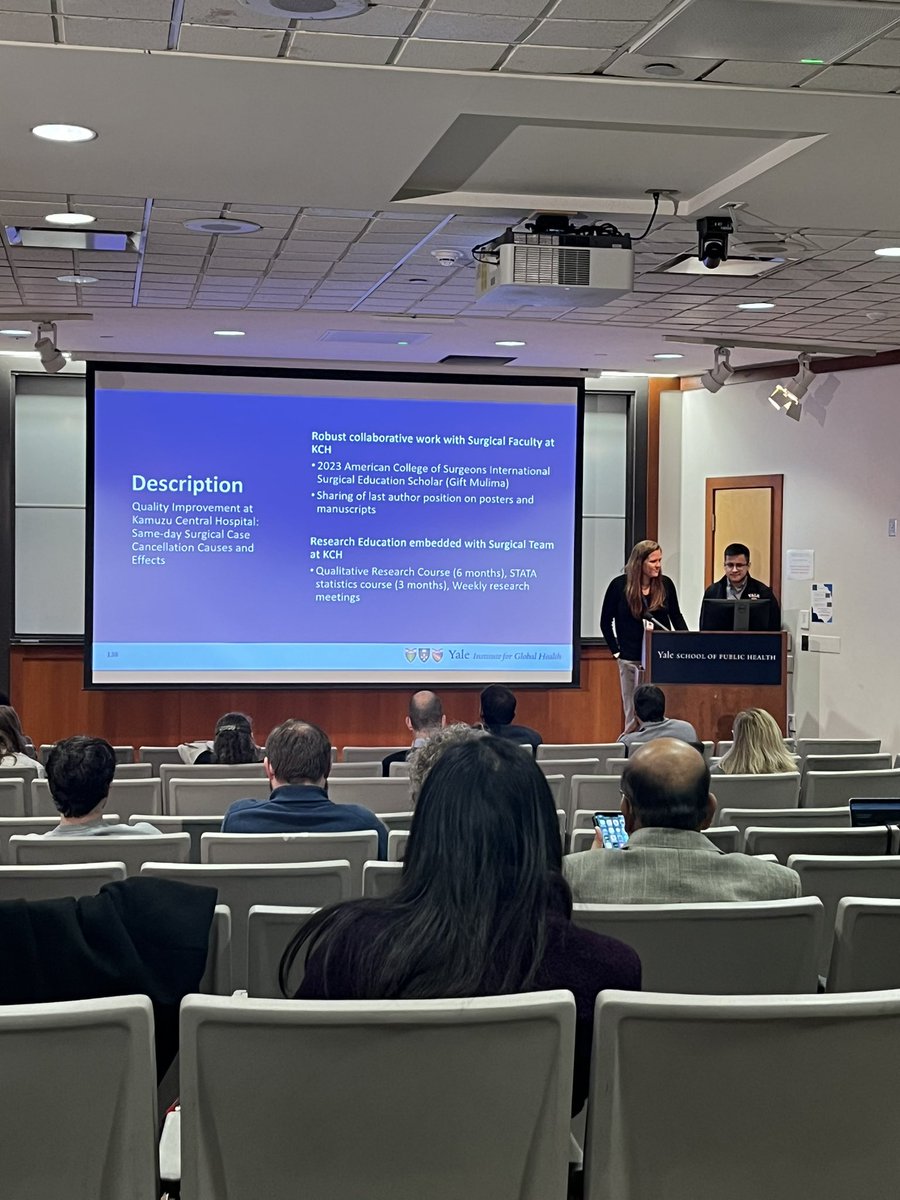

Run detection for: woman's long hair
[[212, 712, 257, 765], [720, 708, 797, 775], [279, 736, 569, 999], [0, 705, 28, 760], [624, 539, 664, 619]]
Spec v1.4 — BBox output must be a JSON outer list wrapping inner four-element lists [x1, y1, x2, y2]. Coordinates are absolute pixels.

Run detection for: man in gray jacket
[[564, 738, 800, 903]]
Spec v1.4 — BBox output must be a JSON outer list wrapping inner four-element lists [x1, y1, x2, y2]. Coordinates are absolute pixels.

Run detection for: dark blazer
[[600, 573, 687, 661], [700, 574, 781, 630]]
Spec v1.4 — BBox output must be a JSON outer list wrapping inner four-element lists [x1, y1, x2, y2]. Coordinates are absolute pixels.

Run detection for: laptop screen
[[849, 798, 900, 827]]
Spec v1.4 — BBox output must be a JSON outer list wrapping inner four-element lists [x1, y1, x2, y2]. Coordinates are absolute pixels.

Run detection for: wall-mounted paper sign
[[786, 549, 815, 581], [811, 582, 834, 624]]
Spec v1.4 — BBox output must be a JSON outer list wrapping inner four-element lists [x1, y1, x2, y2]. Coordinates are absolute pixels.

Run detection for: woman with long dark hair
[[0, 705, 44, 775], [282, 736, 640, 1113], [178, 711, 259, 766], [600, 540, 687, 732]]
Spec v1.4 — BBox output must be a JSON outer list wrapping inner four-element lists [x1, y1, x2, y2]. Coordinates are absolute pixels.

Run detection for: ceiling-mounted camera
[[697, 216, 733, 269]]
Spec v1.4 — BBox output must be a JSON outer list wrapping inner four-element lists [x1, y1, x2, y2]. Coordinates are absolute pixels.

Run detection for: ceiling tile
[[414, 11, 533, 41], [0, 9, 52, 37], [61, 16, 169, 48], [846, 38, 900, 68], [394, 37, 503, 68], [0, 0, 52, 9], [702, 60, 813, 87], [177, 23, 283, 56], [800, 64, 900, 92], [502, 44, 608, 73], [180, 0, 291, 28], [296, 5, 416, 35], [428, 0, 546, 13], [287, 32, 397, 64], [526, 18, 646, 49], [603, 52, 721, 80], [553, 0, 667, 16], [60, 0, 171, 16]]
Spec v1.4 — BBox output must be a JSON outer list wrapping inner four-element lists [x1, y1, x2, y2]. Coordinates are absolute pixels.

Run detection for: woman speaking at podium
[[600, 540, 687, 732]]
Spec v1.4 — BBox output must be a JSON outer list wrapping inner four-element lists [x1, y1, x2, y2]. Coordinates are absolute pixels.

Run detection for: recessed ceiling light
[[32, 123, 97, 143], [213, 329, 246, 337], [184, 218, 262, 235], [799, 58, 825, 65], [874, 247, 900, 257], [0, 328, 30, 337], [397, 340, 410, 345], [643, 62, 684, 77], [495, 339, 526, 347], [45, 212, 96, 226], [653, 353, 684, 360], [57, 274, 97, 284], [737, 302, 776, 310], [240, 0, 368, 18]]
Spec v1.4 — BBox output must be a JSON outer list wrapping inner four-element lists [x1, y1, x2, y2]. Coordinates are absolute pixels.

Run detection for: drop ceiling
[[2, 0, 900, 371]]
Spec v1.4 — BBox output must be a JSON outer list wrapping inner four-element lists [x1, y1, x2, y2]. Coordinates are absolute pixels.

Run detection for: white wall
[[658, 364, 900, 750]]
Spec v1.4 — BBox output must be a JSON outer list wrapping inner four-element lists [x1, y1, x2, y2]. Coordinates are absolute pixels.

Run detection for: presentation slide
[[87, 366, 582, 686]]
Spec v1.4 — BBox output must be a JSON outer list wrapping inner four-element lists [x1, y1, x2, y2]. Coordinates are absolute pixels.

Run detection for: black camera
[[697, 216, 733, 269]]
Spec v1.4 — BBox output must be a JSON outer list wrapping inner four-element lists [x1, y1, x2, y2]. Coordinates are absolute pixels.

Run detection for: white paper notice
[[786, 550, 815, 580], [811, 582, 834, 624]]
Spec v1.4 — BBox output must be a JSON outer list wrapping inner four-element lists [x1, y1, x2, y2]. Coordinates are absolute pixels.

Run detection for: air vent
[[439, 355, 517, 365], [512, 244, 592, 287], [5, 227, 139, 252]]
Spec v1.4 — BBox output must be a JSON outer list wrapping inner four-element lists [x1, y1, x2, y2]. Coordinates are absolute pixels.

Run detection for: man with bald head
[[564, 738, 799, 903], [382, 690, 446, 776]]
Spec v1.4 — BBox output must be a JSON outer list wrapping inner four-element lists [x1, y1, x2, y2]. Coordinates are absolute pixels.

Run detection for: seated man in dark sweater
[[479, 684, 542, 752], [223, 718, 387, 857]]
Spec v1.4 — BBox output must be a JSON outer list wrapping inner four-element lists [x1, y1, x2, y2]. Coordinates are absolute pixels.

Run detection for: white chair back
[[0, 779, 26, 818], [129, 814, 221, 862], [701, 826, 741, 853], [537, 743, 620, 761], [745, 826, 897, 864], [179, 991, 575, 1200], [342, 745, 406, 763], [802, 768, 900, 809], [388, 761, 410, 778], [544, 775, 564, 812], [715, 737, 796, 756], [0, 861, 127, 902], [10, 833, 190, 875], [585, 989, 900, 1200], [827, 898, 900, 992], [138, 746, 183, 773], [167, 776, 270, 816], [798, 737, 882, 758], [709, 773, 800, 817], [362, 860, 403, 898], [200, 831, 378, 896], [199, 905, 233, 997], [569, 829, 597, 854], [0, 815, 121, 862], [31, 777, 162, 820], [141, 860, 352, 989], [158, 762, 266, 807], [603, 757, 627, 775], [329, 761, 382, 778], [247, 905, 319, 999], [0, 995, 157, 1200], [376, 811, 414, 833], [388, 830, 408, 861], [0, 765, 39, 794], [327, 777, 411, 814], [573, 898, 822, 993], [39, 744, 133, 765], [802, 753, 892, 777], [788, 854, 900, 974], [569, 777, 624, 830], [113, 762, 153, 779], [719, 807, 849, 842]]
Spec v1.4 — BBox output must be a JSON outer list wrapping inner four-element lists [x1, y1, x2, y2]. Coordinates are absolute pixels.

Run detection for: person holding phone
[[282, 735, 641, 1115], [600, 541, 687, 733], [565, 739, 800, 903]]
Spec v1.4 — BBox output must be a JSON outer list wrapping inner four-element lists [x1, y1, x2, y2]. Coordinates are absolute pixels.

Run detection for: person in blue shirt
[[222, 718, 387, 857]]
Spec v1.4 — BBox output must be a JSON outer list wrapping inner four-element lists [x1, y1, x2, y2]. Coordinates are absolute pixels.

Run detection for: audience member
[[222, 718, 387, 856], [283, 736, 641, 1114], [0, 876, 216, 1078], [0, 704, 44, 776], [41, 736, 160, 836], [382, 690, 445, 776], [618, 684, 698, 752], [479, 684, 542, 750], [564, 738, 800, 903], [714, 708, 798, 775], [406, 722, 487, 802], [178, 711, 260, 765]]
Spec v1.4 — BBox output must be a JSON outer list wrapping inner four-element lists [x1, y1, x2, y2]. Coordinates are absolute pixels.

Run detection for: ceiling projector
[[474, 214, 634, 308]]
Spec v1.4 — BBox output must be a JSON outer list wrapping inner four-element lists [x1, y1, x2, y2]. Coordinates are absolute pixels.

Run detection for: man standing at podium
[[700, 542, 780, 631]]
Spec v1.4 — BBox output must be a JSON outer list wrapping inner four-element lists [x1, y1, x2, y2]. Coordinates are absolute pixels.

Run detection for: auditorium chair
[[327, 777, 411, 814], [797, 737, 881, 758], [39, 743, 134, 765], [387, 830, 408, 861], [699, 826, 741, 853], [743, 825, 896, 864], [0, 764, 39, 794], [801, 767, 900, 808], [0, 814, 122, 861], [158, 761, 266, 807], [388, 761, 410, 777], [708, 772, 800, 816], [247, 904, 318, 999], [603, 757, 627, 775], [717, 807, 849, 844], [166, 776, 270, 816], [375, 811, 414, 833], [199, 905, 233, 997], [362, 860, 403, 898], [130, 813, 221, 862], [328, 760, 382, 778], [31, 777, 162, 821], [568, 777, 625, 830], [10, 832, 190, 876], [138, 745, 183, 773], [715, 737, 796, 756], [0, 778, 26, 817], [826, 898, 900, 992], [342, 745, 406, 763], [537, 743, 620, 762], [201, 830, 379, 894], [801, 753, 892, 776], [0, 861, 127, 902]]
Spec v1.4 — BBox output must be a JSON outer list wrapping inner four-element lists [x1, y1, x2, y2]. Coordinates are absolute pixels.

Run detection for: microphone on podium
[[642, 609, 670, 632]]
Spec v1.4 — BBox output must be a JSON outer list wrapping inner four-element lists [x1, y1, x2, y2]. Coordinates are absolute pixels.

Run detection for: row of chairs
[[12, 982, 900, 1200]]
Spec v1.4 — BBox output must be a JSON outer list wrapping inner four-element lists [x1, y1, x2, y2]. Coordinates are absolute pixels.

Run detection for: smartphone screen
[[593, 812, 629, 849]]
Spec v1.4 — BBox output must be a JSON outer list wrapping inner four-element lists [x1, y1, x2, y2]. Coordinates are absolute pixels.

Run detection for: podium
[[643, 630, 788, 743]]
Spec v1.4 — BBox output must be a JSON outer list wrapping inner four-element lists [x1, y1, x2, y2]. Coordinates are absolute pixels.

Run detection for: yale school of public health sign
[[647, 633, 783, 686]]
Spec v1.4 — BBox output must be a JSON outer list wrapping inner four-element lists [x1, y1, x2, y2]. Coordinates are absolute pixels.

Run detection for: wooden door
[[704, 475, 783, 596]]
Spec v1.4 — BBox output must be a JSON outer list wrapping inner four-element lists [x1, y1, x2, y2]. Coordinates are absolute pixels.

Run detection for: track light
[[696, 216, 733, 270], [700, 346, 734, 393], [34, 322, 66, 373], [769, 353, 813, 421]]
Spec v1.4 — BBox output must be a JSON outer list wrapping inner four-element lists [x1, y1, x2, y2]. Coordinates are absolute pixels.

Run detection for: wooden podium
[[643, 630, 788, 743]]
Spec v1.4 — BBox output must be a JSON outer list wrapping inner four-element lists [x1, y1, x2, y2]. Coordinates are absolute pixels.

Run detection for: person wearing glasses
[[700, 543, 781, 631]]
